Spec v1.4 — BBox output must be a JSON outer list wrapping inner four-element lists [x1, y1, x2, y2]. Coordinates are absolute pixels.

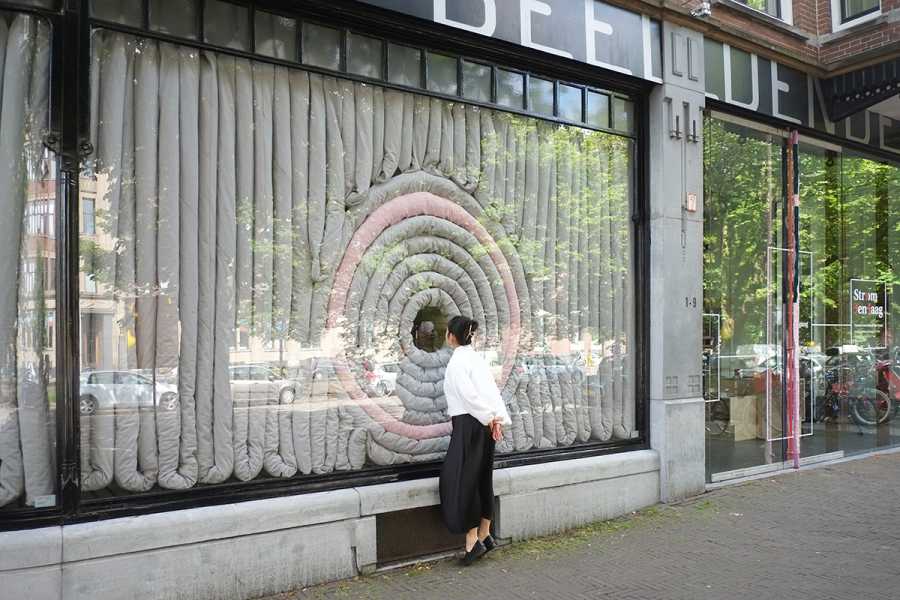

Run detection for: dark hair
[[447, 315, 478, 346]]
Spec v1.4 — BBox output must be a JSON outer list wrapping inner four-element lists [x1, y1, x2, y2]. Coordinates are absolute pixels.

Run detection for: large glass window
[[704, 113, 900, 482], [77, 29, 638, 499], [0, 11, 56, 512]]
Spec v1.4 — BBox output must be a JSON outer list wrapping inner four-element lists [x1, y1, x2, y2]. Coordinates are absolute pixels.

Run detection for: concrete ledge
[[500, 450, 659, 495], [64, 488, 361, 562], [356, 469, 513, 515], [1, 449, 661, 600], [497, 470, 661, 540], [357, 477, 440, 515], [61, 517, 375, 600], [0, 525, 62, 570], [0, 564, 62, 599]]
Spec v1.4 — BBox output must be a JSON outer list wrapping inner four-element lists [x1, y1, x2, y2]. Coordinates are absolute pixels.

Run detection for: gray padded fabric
[[400, 359, 447, 383], [232, 381, 267, 481], [197, 52, 237, 485], [252, 61, 275, 342], [289, 70, 313, 344], [273, 66, 294, 338], [401, 408, 448, 426], [348, 214, 511, 340], [75, 31, 637, 497], [0, 14, 53, 508], [347, 428, 367, 470], [287, 362, 316, 476], [18, 19, 53, 507], [263, 385, 298, 478], [378, 268, 479, 333], [350, 82, 374, 205], [133, 42, 159, 371], [155, 43, 182, 373], [347, 237, 499, 347], [79, 388, 115, 492], [159, 43, 200, 490], [112, 386, 158, 492], [0, 16, 28, 507]]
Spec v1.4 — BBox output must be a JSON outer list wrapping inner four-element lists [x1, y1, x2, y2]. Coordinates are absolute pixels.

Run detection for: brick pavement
[[265, 453, 900, 600]]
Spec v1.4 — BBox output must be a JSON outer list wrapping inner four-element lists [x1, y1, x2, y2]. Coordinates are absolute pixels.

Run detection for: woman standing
[[440, 315, 511, 565]]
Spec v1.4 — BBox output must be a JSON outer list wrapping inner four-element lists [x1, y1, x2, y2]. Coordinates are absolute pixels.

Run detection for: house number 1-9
[[685, 296, 697, 308]]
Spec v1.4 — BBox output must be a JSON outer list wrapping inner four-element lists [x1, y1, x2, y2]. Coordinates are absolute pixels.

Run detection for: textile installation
[[0, 13, 54, 508], [0, 26, 635, 505]]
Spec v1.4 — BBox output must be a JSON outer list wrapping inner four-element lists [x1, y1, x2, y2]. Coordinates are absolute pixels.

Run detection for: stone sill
[[0, 449, 660, 572]]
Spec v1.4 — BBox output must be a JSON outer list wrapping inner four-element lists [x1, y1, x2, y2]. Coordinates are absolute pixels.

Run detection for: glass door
[[703, 113, 788, 481]]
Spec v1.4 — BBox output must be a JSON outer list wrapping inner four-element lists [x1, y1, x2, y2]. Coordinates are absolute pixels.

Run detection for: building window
[[832, 0, 880, 30], [83, 272, 97, 294], [82, 198, 95, 235], [25, 199, 55, 238], [737, 0, 782, 19], [841, 0, 879, 22], [22, 260, 37, 296], [74, 27, 640, 501], [43, 258, 55, 293], [46, 311, 55, 350]]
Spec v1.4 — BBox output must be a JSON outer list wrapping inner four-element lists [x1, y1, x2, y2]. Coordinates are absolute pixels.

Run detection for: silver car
[[79, 370, 179, 416]]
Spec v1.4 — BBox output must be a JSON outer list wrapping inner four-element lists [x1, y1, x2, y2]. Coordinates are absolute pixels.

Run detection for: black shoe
[[481, 534, 496, 553], [461, 540, 487, 565]]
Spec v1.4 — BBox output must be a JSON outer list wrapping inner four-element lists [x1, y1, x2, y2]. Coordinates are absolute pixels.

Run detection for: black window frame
[[0, 0, 652, 531]]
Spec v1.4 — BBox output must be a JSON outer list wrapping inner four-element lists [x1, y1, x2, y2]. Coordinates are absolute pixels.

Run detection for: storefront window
[[78, 29, 638, 499], [0, 11, 56, 512], [704, 113, 900, 481]]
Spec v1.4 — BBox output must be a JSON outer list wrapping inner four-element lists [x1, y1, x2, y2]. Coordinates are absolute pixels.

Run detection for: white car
[[79, 370, 179, 416], [229, 364, 296, 404], [367, 362, 399, 396]]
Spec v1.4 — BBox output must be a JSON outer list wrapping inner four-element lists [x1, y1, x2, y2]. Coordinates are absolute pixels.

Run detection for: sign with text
[[704, 39, 900, 156], [357, 0, 663, 81], [356, 2, 899, 155], [849, 279, 887, 346]]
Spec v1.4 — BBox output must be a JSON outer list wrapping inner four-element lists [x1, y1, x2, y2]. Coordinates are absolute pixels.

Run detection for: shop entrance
[[703, 112, 900, 482]]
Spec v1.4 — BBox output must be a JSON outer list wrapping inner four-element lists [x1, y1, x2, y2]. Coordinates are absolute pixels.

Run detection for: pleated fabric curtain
[[0, 12, 53, 508], [77, 29, 636, 496]]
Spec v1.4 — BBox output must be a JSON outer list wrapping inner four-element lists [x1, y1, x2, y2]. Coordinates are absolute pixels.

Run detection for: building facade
[[0, 1, 896, 598]]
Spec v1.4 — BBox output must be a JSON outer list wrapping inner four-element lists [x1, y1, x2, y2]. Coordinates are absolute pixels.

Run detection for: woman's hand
[[490, 418, 503, 442]]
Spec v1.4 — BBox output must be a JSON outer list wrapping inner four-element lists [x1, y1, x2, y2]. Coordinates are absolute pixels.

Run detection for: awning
[[823, 56, 900, 122]]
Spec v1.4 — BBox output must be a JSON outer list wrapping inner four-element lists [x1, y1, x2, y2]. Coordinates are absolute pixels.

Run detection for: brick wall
[[821, 22, 900, 63], [626, 0, 898, 71]]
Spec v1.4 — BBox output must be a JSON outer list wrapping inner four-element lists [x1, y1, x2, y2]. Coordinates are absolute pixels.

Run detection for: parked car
[[229, 363, 296, 404], [514, 354, 580, 377], [79, 369, 179, 416], [735, 355, 824, 382], [364, 361, 399, 396]]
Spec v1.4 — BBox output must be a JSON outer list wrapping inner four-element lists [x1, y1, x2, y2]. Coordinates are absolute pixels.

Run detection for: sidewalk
[[267, 453, 900, 600]]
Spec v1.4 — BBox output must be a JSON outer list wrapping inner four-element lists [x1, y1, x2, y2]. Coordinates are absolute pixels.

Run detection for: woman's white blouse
[[443, 345, 512, 427]]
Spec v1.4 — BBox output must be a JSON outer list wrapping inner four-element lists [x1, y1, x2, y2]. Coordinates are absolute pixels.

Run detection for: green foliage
[[704, 116, 899, 352]]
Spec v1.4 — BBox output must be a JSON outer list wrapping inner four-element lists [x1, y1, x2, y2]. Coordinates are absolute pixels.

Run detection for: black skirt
[[439, 414, 496, 535]]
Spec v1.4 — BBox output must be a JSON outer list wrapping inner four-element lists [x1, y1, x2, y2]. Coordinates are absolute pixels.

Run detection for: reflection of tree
[[480, 114, 633, 344], [704, 118, 780, 349], [705, 115, 899, 354]]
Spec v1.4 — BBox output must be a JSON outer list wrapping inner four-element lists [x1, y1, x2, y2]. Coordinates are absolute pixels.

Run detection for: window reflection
[[704, 116, 900, 481], [0, 11, 56, 511], [73, 30, 637, 499]]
